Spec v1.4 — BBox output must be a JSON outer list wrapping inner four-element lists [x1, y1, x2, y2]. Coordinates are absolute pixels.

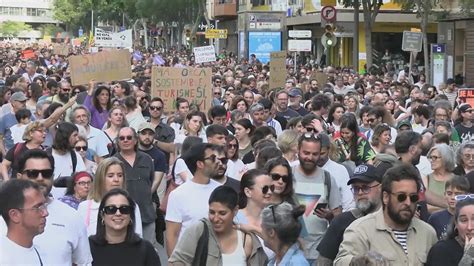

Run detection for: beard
[[386, 197, 415, 226], [299, 158, 317, 174], [58, 92, 69, 103], [411, 153, 421, 165], [356, 199, 378, 214]]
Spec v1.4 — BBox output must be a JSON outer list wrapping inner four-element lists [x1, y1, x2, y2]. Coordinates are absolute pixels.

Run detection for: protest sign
[[69, 49, 131, 85], [53, 44, 70, 56], [193, 45, 216, 64], [458, 89, 474, 106], [151, 67, 212, 111], [269, 51, 287, 90], [311, 72, 328, 88], [95, 28, 133, 48]]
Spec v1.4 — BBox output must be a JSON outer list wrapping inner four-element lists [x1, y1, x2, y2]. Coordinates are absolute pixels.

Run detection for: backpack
[[323, 169, 331, 203]]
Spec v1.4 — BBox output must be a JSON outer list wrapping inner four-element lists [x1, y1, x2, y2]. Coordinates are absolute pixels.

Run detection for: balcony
[[214, 1, 237, 19]]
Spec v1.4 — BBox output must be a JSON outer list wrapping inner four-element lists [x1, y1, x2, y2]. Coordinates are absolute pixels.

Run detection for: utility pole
[[353, 0, 359, 73]]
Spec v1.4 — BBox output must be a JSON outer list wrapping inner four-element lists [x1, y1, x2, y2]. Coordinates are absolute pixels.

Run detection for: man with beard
[[14, 149, 92, 265], [334, 163, 437, 265], [210, 146, 240, 193], [317, 164, 387, 265], [165, 143, 221, 256], [0, 179, 48, 265], [396, 131, 446, 221], [49, 80, 71, 105], [249, 103, 266, 128], [291, 133, 341, 262]]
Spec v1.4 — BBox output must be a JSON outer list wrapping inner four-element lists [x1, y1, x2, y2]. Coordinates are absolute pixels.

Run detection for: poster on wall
[[248, 32, 281, 64]]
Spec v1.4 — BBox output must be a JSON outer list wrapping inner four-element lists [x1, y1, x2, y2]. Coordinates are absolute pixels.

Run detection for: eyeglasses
[[204, 154, 217, 162], [463, 154, 474, 160], [149, 106, 163, 111], [77, 181, 91, 186], [61, 89, 71, 93], [119, 135, 133, 141], [258, 184, 275, 194], [19, 203, 48, 213], [271, 173, 290, 183], [75, 146, 88, 152], [390, 192, 419, 203], [217, 157, 228, 164], [23, 169, 54, 179], [103, 205, 132, 215], [428, 155, 441, 161], [351, 184, 380, 195], [269, 204, 278, 223], [214, 92, 222, 95], [227, 144, 238, 149], [455, 194, 474, 202]]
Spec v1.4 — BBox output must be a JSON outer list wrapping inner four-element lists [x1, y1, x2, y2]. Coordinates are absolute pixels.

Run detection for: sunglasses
[[367, 118, 375, 123], [260, 184, 275, 194], [103, 205, 132, 215], [227, 144, 238, 149], [455, 194, 474, 202], [217, 157, 228, 164], [214, 92, 222, 95], [306, 127, 316, 132], [390, 192, 419, 203], [149, 106, 163, 111], [302, 132, 321, 140], [271, 173, 290, 182], [119, 135, 133, 141], [23, 169, 54, 179], [75, 146, 88, 152]]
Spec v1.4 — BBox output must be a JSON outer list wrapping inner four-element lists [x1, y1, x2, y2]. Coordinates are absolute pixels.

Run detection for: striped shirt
[[393, 230, 408, 254]]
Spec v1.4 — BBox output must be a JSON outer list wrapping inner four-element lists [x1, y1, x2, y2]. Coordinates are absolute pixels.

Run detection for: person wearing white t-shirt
[[165, 143, 221, 257], [0, 179, 48, 266], [16, 149, 92, 265]]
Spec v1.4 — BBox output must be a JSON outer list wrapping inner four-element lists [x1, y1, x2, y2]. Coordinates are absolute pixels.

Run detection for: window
[[26, 8, 48, 16]]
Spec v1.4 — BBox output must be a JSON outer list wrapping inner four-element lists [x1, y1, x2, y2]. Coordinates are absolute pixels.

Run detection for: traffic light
[[185, 29, 191, 41], [321, 24, 337, 48]]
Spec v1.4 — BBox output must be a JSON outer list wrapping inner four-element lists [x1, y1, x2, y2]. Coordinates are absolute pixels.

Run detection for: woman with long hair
[[84, 82, 112, 129], [426, 197, 474, 265], [58, 171, 93, 209], [169, 186, 268, 265], [264, 157, 295, 205], [334, 113, 375, 167], [75, 135, 97, 175], [370, 123, 392, 154], [103, 106, 129, 155], [277, 130, 299, 166], [78, 157, 143, 236], [174, 110, 207, 149], [26, 82, 43, 113], [234, 118, 254, 160], [231, 95, 250, 119], [346, 94, 360, 115], [226, 134, 246, 181], [327, 103, 346, 134], [89, 188, 159, 266]]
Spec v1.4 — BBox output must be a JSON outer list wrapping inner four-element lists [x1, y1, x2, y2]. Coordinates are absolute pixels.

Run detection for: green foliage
[[37, 24, 64, 36], [460, 0, 474, 14], [0, 21, 32, 37]]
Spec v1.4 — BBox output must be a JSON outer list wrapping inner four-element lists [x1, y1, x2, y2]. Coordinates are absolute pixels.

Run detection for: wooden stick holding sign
[[69, 49, 132, 86]]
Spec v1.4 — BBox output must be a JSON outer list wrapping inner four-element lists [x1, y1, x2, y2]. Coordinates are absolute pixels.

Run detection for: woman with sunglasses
[[78, 157, 143, 237], [75, 135, 97, 175], [334, 113, 375, 167], [89, 188, 160, 266], [169, 186, 268, 265], [426, 195, 474, 265], [453, 142, 474, 176], [370, 123, 392, 154], [261, 202, 308, 265], [265, 157, 296, 205], [58, 171, 93, 209], [225, 134, 246, 181]]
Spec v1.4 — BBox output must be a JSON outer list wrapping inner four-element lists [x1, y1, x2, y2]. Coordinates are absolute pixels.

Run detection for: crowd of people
[[0, 40, 474, 265]]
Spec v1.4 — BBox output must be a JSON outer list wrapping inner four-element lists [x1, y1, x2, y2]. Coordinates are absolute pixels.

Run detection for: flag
[[88, 30, 94, 47], [153, 55, 165, 65], [133, 51, 143, 61]]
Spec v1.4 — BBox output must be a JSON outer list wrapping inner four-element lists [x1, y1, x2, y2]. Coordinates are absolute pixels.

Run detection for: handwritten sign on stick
[[69, 49, 131, 85], [269, 51, 287, 90], [151, 66, 212, 112]]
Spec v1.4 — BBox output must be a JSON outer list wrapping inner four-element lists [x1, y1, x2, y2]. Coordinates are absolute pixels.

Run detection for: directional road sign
[[402, 31, 423, 52], [205, 29, 228, 39], [289, 30, 312, 38]]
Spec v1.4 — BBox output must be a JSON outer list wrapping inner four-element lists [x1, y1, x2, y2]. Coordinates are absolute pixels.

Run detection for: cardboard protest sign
[[269, 51, 287, 90], [151, 66, 212, 112], [458, 89, 474, 106], [53, 44, 70, 56], [311, 72, 328, 87], [69, 49, 131, 85], [193, 45, 216, 64]]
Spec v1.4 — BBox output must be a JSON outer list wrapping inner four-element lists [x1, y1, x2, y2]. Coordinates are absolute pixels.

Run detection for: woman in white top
[[225, 134, 246, 181], [174, 110, 207, 151], [74, 136, 97, 175], [77, 157, 142, 237]]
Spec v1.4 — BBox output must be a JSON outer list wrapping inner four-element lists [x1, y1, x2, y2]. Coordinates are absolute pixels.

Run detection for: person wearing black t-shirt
[[317, 164, 387, 265], [454, 103, 474, 143]]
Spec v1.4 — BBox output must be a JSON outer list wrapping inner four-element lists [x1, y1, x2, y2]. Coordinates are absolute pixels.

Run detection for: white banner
[[193, 45, 216, 64], [95, 28, 133, 48]]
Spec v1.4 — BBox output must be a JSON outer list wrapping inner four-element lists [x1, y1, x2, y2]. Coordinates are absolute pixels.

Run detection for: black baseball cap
[[347, 164, 382, 185]]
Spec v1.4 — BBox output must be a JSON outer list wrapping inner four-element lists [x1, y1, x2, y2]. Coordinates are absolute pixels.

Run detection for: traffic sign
[[321, 6, 337, 22], [289, 30, 312, 38], [321, 0, 337, 6], [205, 29, 228, 39], [402, 31, 422, 52], [288, 40, 312, 52]]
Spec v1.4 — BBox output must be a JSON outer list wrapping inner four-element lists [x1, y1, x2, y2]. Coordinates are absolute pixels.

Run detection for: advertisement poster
[[248, 32, 281, 64]]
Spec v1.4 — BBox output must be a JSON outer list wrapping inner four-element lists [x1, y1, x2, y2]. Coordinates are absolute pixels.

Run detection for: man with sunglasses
[[165, 143, 221, 257], [210, 146, 240, 194], [317, 164, 387, 265], [0, 179, 48, 265], [49, 80, 71, 105], [335, 163, 437, 265], [147, 97, 175, 164], [14, 149, 92, 265]]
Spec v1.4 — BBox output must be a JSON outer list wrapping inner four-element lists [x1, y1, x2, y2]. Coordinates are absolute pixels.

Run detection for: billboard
[[248, 32, 281, 64]]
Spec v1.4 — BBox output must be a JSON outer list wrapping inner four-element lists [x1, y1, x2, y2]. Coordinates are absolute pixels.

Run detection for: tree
[[0, 21, 32, 37], [339, 0, 384, 71]]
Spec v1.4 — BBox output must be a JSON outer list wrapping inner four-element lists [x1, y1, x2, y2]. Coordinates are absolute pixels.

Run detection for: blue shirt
[[0, 113, 21, 151], [268, 243, 309, 266], [428, 209, 452, 239]]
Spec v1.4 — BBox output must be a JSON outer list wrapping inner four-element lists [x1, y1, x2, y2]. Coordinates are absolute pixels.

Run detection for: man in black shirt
[[316, 164, 387, 265], [210, 146, 240, 194]]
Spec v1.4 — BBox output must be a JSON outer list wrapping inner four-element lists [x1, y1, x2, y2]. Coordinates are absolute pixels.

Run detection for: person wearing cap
[[397, 120, 413, 134], [0, 91, 31, 155], [114, 126, 158, 248], [455, 103, 474, 143], [289, 88, 309, 116], [317, 164, 386, 265]]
